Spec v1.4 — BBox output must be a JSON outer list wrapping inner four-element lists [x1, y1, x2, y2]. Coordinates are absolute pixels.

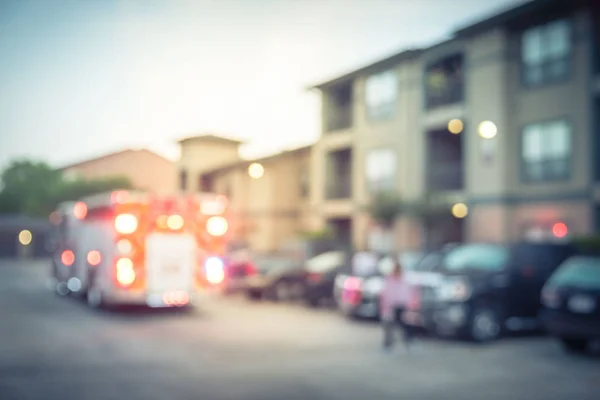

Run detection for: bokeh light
[[478, 120, 498, 139], [248, 163, 264, 179], [18, 230, 32, 246], [451, 203, 469, 219], [448, 119, 464, 134]]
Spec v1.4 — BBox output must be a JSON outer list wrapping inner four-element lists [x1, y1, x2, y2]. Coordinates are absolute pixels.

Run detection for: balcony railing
[[325, 107, 352, 132], [427, 163, 464, 191], [325, 180, 352, 200], [425, 74, 464, 109]]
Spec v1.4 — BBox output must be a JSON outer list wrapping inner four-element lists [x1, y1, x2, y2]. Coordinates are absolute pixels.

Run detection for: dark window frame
[[364, 69, 398, 122], [519, 118, 573, 184], [520, 17, 573, 88]]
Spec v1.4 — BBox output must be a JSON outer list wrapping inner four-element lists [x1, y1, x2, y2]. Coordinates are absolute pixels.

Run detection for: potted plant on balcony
[[366, 191, 449, 252]]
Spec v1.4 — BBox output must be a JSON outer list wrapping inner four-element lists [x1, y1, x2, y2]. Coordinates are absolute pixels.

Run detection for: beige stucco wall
[[311, 8, 596, 251], [62, 149, 176, 195], [179, 139, 311, 252]]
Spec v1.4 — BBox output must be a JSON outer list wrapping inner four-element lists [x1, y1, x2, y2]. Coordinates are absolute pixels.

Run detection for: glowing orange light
[[115, 214, 138, 234], [73, 202, 87, 220], [167, 214, 184, 230], [87, 250, 102, 266], [116, 257, 135, 286], [61, 250, 75, 266], [552, 222, 568, 238]]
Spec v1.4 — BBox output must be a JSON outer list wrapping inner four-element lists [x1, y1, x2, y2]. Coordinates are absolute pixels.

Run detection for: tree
[[0, 159, 134, 217], [298, 227, 335, 240], [365, 190, 450, 251], [0, 160, 64, 217], [365, 191, 404, 228]]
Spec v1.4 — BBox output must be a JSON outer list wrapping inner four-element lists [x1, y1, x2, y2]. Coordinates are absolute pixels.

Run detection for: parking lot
[[1, 259, 599, 400]]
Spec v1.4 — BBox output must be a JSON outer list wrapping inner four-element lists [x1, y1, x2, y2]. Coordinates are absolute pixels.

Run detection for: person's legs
[[396, 307, 414, 348], [382, 320, 395, 350]]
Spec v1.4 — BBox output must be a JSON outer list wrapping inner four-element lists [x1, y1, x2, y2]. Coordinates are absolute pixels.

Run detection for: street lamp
[[248, 163, 264, 179]]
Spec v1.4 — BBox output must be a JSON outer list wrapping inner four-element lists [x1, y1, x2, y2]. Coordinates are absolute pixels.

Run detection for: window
[[548, 257, 600, 288], [521, 19, 571, 86], [179, 169, 187, 191], [365, 70, 397, 120], [442, 244, 509, 272], [521, 120, 571, 182], [300, 169, 309, 198], [366, 148, 396, 193]]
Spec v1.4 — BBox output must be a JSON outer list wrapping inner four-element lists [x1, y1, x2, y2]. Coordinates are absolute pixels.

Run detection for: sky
[[0, 0, 528, 169]]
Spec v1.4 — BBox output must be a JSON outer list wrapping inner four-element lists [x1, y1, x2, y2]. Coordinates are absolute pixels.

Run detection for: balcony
[[324, 81, 353, 133], [326, 180, 352, 200], [325, 148, 352, 200], [325, 107, 352, 132], [425, 53, 464, 109], [427, 163, 464, 192]]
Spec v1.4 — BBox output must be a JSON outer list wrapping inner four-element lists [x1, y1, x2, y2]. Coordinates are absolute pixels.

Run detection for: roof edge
[[57, 148, 172, 171], [307, 48, 424, 91], [177, 134, 245, 145]]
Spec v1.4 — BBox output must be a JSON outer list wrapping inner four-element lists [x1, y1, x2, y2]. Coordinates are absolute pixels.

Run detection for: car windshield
[[414, 252, 442, 272], [442, 244, 509, 272], [548, 257, 600, 288]]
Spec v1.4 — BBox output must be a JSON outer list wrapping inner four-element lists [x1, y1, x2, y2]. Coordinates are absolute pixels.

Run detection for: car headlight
[[437, 279, 471, 302], [363, 276, 384, 295]]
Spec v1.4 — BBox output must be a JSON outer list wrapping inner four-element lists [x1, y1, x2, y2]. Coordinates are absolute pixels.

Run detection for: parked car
[[335, 251, 430, 319], [540, 255, 600, 353], [303, 250, 351, 307], [244, 255, 305, 301], [222, 249, 257, 295], [403, 241, 576, 342]]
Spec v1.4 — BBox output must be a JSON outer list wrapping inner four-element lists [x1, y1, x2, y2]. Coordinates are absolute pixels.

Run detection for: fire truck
[[49, 190, 231, 309]]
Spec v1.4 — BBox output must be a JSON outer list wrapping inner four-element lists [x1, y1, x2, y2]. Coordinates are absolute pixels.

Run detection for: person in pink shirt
[[380, 258, 415, 351]]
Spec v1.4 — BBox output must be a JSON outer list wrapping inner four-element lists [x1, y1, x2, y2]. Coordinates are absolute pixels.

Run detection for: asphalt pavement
[[0, 259, 598, 400]]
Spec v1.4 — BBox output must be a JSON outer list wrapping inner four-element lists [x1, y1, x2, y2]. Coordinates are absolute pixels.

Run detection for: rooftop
[[58, 148, 172, 171], [177, 134, 245, 146]]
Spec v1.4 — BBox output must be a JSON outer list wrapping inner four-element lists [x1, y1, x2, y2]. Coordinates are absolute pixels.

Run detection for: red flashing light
[[61, 250, 75, 266], [73, 202, 87, 220], [87, 250, 102, 266], [552, 222, 568, 238]]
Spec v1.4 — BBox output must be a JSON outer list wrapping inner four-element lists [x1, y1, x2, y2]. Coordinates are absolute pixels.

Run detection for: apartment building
[[310, 0, 600, 251], [177, 134, 311, 252], [60, 148, 176, 195]]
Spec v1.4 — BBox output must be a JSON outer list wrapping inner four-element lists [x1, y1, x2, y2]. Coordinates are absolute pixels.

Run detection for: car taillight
[[61, 250, 75, 266], [244, 262, 258, 276], [115, 214, 138, 234], [206, 216, 228, 236], [307, 272, 323, 283], [205, 256, 225, 284], [87, 250, 102, 266], [116, 257, 136, 286]]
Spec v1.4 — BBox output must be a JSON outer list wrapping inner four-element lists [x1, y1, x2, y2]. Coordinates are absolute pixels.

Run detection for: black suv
[[404, 241, 576, 342]]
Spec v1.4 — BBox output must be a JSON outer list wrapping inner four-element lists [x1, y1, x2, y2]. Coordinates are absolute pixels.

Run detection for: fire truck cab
[[49, 190, 231, 309]]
